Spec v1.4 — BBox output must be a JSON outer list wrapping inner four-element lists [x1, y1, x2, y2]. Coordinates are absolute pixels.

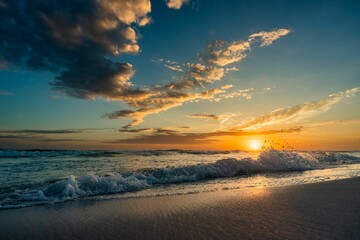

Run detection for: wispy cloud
[[236, 88, 359, 129], [0, 135, 36, 139], [188, 112, 242, 125], [107, 127, 302, 145], [164, 64, 183, 72], [218, 88, 254, 100], [0, 129, 100, 134], [0, 135, 88, 142], [188, 113, 220, 120], [119, 126, 191, 134], [304, 119, 360, 128], [249, 29, 291, 47], [0, 128, 108, 143], [31, 138, 88, 143], [221, 85, 233, 90], [153, 59, 183, 72], [104, 88, 224, 127], [225, 67, 239, 73], [203, 29, 290, 67]]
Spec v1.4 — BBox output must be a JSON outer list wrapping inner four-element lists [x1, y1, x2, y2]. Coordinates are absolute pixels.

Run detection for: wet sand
[[0, 177, 359, 240]]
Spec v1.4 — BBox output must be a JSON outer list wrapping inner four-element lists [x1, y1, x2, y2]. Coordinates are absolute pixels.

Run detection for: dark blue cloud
[[0, 0, 150, 99]]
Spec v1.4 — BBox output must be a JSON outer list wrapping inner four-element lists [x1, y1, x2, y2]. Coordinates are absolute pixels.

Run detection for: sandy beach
[[0, 177, 359, 240]]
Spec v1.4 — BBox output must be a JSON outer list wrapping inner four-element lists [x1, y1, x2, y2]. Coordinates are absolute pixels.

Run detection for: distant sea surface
[[1, 149, 360, 209]]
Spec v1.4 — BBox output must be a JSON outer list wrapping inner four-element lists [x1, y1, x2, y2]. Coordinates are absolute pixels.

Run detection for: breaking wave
[[0, 149, 359, 209]]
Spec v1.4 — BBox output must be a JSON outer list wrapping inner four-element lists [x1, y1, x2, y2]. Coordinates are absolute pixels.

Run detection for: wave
[[1, 148, 358, 159], [1, 149, 359, 209]]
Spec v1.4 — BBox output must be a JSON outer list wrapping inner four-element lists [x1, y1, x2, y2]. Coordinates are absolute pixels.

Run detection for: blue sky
[[0, 0, 359, 150]]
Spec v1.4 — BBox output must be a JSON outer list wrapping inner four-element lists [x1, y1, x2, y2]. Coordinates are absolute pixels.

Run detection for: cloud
[[304, 120, 360, 128], [31, 138, 88, 143], [189, 113, 220, 120], [188, 112, 243, 125], [203, 29, 290, 66], [137, 16, 152, 26], [0, 1, 290, 129], [0, 129, 98, 134], [164, 64, 183, 72], [0, 135, 36, 139], [152, 59, 177, 65], [152, 58, 183, 72], [104, 29, 289, 126], [0, 0, 151, 99], [0, 135, 87, 142], [107, 127, 302, 145], [237, 88, 359, 129], [119, 128, 152, 133], [205, 40, 251, 66], [225, 67, 239, 73], [165, 0, 190, 9], [221, 85, 233, 90], [218, 88, 254, 100], [218, 112, 242, 125], [163, 63, 226, 91], [186, 63, 225, 83], [0, 128, 109, 144], [169, 29, 289, 90], [119, 126, 190, 133], [104, 88, 224, 127], [52, 61, 136, 99], [249, 29, 291, 47]]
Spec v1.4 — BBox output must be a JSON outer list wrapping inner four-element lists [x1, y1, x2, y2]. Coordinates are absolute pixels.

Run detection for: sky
[[0, 0, 359, 151]]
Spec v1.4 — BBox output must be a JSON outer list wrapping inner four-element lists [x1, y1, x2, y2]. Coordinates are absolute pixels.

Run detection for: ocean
[[1, 149, 360, 209]]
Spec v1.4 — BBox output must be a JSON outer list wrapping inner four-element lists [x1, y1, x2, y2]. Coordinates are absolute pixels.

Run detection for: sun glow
[[249, 140, 261, 151]]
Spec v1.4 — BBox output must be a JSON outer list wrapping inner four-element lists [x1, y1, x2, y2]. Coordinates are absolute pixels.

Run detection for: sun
[[249, 140, 261, 151]]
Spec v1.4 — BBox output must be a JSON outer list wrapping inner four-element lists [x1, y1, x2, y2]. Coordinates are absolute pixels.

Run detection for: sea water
[[0, 149, 360, 209]]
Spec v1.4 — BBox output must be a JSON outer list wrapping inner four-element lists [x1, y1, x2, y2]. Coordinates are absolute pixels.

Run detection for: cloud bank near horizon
[[106, 87, 359, 145]]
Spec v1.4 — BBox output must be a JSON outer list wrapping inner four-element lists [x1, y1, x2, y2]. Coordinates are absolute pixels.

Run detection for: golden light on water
[[249, 140, 261, 151]]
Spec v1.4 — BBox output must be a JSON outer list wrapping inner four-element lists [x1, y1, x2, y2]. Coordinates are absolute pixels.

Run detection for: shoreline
[[0, 177, 359, 239]]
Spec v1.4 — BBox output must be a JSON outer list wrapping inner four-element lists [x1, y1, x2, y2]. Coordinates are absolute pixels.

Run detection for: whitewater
[[0, 149, 360, 209]]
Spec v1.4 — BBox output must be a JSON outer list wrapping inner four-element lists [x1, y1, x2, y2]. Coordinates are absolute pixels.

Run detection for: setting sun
[[249, 140, 262, 151]]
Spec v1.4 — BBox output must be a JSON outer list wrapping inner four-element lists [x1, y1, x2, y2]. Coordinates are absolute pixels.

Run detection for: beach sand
[[0, 177, 359, 240]]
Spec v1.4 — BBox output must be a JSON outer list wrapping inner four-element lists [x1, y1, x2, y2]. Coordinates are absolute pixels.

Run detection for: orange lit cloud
[[166, 0, 190, 9], [249, 29, 291, 47], [107, 127, 302, 145], [237, 88, 359, 129]]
